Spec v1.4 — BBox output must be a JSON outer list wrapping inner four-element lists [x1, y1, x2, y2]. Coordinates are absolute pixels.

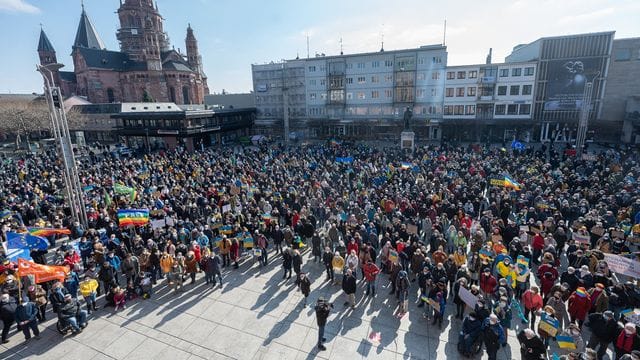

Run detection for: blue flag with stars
[[6, 231, 49, 251]]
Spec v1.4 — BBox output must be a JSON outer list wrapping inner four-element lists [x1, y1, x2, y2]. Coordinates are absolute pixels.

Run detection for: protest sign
[[406, 224, 418, 235], [151, 219, 166, 230], [222, 204, 231, 213], [603, 253, 640, 279], [539, 315, 559, 337], [458, 286, 478, 308], [590, 226, 605, 237], [427, 298, 440, 313], [572, 233, 590, 244], [389, 249, 398, 264], [611, 230, 625, 239]]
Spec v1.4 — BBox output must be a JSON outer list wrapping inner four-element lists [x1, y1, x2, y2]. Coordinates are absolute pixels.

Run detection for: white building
[[442, 62, 536, 142], [252, 45, 447, 141]]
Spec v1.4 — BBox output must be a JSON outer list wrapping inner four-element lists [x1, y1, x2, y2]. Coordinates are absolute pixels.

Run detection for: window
[[308, 66, 316, 72], [418, 57, 425, 65], [522, 84, 532, 95], [519, 104, 531, 115], [357, 76, 366, 84], [454, 105, 464, 115], [446, 88, 454, 97], [357, 92, 366, 99], [371, 90, 379, 99], [417, 72, 426, 80], [507, 104, 518, 115], [457, 71, 466, 79], [320, 93, 327, 100], [495, 104, 506, 115], [385, 60, 393, 67], [371, 75, 379, 83], [432, 72, 440, 80], [432, 56, 442, 64], [372, 61, 380, 68], [385, 89, 393, 98], [320, 79, 326, 86], [431, 88, 438, 97], [446, 72, 455, 80], [384, 75, 393, 82], [615, 48, 632, 61], [524, 67, 535, 76], [107, 88, 115, 103], [416, 89, 425, 98], [182, 86, 190, 104], [497, 86, 507, 96], [309, 93, 316, 100], [169, 87, 176, 103], [499, 69, 509, 77], [512, 68, 522, 76], [467, 87, 476, 96], [444, 105, 453, 115], [456, 87, 465, 97], [347, 63, 353, 69], [309, 79, 316, 85], [320, 65, 325, 71], [357, 62, 365, 69], [468, 70, 478, 79], [346, 93, 353, 100], [346, 77, 353, 84], [510, 85, 520, 95], [465, 105, 476, 115]]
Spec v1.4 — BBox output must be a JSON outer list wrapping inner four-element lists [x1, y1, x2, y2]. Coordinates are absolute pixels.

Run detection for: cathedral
[[37, 0, 209, 105]]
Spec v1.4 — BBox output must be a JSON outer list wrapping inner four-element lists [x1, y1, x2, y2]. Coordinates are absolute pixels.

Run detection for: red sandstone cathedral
[[37, 0, 209, 104]]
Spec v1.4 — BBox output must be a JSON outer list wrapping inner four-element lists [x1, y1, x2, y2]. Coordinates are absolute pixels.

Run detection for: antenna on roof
[[380, 24, 385, 52], [340, 36, 343, 55], [306, 33, 310, 59], [443, 19, 447, 46]]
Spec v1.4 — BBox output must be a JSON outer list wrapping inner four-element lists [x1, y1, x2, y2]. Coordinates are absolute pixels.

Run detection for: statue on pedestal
[[403, 107, 413, 130]]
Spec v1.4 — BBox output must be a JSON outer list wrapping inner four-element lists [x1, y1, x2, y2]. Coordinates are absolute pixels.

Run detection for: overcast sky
[[0, 0, 638, 95]]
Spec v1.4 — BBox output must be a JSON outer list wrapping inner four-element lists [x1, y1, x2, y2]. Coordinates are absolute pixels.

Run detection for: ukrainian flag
[[556, 335, 576, 350]]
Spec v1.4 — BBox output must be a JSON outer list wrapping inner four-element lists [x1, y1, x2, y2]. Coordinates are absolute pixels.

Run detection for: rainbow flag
[[503, 175, 522, 191], [400, 162, 413, 170], [28, 228, 71, 237], [575, 288, 588, 298], [117, 209, 149, 227], [556, 335, 576, 350]]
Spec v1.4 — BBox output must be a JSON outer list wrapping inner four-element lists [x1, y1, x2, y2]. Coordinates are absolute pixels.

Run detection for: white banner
[[604, 253, 640, 279], [458, 286, 478, 308]]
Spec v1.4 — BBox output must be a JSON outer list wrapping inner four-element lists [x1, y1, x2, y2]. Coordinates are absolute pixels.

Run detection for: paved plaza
[[1, 249, 583, 360]]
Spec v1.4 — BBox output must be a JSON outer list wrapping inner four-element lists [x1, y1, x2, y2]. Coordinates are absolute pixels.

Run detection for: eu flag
[[6, 232, 49, 251]]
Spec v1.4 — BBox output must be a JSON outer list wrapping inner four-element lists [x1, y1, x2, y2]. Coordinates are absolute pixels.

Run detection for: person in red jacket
[[480, 268, 497, 296], [536, 260, 558, 282], [531, 232, 545, 265], [363, 260, 380, 297], [540, 272, 556, 300], [347, 238, 359, 257], [568, 287, 591, 327], [230, 238, 240, 269], [522, 286, 543, 329]]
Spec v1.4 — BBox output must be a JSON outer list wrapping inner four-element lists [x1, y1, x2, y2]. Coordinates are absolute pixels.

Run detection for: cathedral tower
[[116, 0, 168, 70]]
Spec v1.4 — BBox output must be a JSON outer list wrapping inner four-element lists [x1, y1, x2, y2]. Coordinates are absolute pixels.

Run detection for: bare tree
[[0, 99, 50, 150]]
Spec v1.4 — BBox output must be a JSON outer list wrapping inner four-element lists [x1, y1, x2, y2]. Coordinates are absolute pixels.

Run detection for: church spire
[[73, 4, 106, 49], [38, 27, 57, 65]]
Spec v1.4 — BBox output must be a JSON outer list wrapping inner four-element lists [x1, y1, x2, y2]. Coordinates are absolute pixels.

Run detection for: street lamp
[[575, 71, 600, 157], [37, 63, 88, 228]]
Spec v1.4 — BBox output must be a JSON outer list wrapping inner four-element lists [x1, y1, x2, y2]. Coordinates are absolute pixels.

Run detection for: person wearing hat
[[587, 310, 620, 359], [568, 287, 591, 327], [0, 293, 17, 343], [588, 283, 609, 314], [615, 323, 640, 359], [482, 313, 506, 360], [314, 297, 333, 351], [397, 270, 410, 315]]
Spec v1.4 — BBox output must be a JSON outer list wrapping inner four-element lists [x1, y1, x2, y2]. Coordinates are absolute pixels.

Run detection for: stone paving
[[0, 249, 597, 360]]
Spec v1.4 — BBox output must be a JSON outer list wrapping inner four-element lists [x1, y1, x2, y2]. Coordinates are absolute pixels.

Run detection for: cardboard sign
[[539, 315, 559, 337], [591, 227, 605, 237], [151, 219, 166, 230], [222, 204, 231, 213], [529, 226, 541, 235], [389, 249, 398, 264], [406, 224, 418, 235], [458, 286, 478, 308], [230, 185, 240, 196], [573, 233, 590, 244], [427, 298, 440, 313], [603, 253, 640, 279], [611, 230, 625, 239]]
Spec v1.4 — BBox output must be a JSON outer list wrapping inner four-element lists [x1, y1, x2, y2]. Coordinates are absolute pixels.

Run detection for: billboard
[[544, 58, 598, 111]]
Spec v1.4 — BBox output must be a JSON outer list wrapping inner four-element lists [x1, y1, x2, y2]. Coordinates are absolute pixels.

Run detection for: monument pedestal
[[401, 131, 415, 151]]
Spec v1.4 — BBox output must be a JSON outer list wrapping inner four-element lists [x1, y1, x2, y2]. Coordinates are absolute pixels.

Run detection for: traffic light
[[51, 88, 61, 109]]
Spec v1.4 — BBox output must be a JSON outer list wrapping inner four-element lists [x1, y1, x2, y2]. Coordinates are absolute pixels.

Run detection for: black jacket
[[0, 297, 17, 322], [517, 330, 547, 360], [342, 274, 356, 294], [315, 301, 331, 326], [588, 313, 620, 343]]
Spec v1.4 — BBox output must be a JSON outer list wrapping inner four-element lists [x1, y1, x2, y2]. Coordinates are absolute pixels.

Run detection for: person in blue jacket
[[460, 311, 483, 356], [14, 298, 40, 341], [482, 313, 507, 360]]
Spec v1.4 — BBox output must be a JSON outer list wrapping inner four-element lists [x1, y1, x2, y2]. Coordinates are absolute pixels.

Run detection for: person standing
[[14, 298, 40, 341], [299, 272, 311, 307], [293, 249, 303, 286], [204, 253, 223, 288], [614, 323, 640, 359], [0, 294, 17, 344], [483, 313, 506, 360], [184, 251, 199, 285], [314, 297, 333, 351], [342, 269, 357, 309], [587, 310, 619, 360], [79, 275, 99, 314], [522, 286, 543, 329], [363, 259, 380, 297], [322, 247, 334, 282], [517, 328, 546, 360], [282, 248, 293, 279], [219, 235, 231, 267]]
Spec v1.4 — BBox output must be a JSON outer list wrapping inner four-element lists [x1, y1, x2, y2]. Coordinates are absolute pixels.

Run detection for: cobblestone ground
[[0, 249, 607, 360]]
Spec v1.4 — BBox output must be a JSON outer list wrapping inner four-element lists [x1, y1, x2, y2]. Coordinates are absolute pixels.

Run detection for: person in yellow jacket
[[453, 247, 467, 267], [160, 252, 174, 277], [218, 236, 232, 267], [331, 251, 345, 285], [79, 276, 99, 314], [496, 259, 517, 289]]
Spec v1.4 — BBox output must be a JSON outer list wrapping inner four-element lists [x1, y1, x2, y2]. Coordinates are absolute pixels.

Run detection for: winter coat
[[568, 293, 591, 321], [363, 263, 380, 281], [299, 276, 311, 297], [15, 301, 38, 324], [0, 296, 17, 321], [185, 255, 198, 273], [342, 273, 356, 294], [517, 330, 547, 360], [282, 252, 293, 269], [587, 313, 619, 343], [205, 255, 221, 274]]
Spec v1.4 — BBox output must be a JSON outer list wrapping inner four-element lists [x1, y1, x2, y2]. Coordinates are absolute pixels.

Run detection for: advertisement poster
[[544, 58, 599, 111]]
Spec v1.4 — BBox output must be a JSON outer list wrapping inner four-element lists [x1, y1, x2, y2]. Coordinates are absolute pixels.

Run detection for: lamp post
[[37, 63, 88, 228], [575, 72, 600, 157]]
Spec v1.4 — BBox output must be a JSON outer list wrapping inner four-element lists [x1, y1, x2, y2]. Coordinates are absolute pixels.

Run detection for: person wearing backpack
[[482, 313, 506, 360]]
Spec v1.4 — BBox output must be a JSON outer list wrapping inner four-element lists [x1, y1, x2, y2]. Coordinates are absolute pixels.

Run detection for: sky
[[0, 0, 638, 95]]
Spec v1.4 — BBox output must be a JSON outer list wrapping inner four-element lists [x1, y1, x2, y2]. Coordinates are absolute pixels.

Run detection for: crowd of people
[[0, 140, 639, 360]]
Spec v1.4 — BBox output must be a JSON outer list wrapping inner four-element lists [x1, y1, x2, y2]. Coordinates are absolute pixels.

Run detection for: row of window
[[310, 72, 441, 87], [308, 88, 442, 101], [446, 67, 534, 80], [444, 84, 532, 97], [443, 103, 531, 116], [308, 57, 443, 73], [307, 104, 443, 117]]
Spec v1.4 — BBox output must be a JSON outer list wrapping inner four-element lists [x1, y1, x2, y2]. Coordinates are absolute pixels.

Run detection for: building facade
[[442, 62, 537, 142], [252, 45, 447, 141], [37, 0, 209, 105]]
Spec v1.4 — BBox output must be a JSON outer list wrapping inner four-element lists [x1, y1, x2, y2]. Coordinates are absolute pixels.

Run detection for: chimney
[[486, 48, 492, 64]]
